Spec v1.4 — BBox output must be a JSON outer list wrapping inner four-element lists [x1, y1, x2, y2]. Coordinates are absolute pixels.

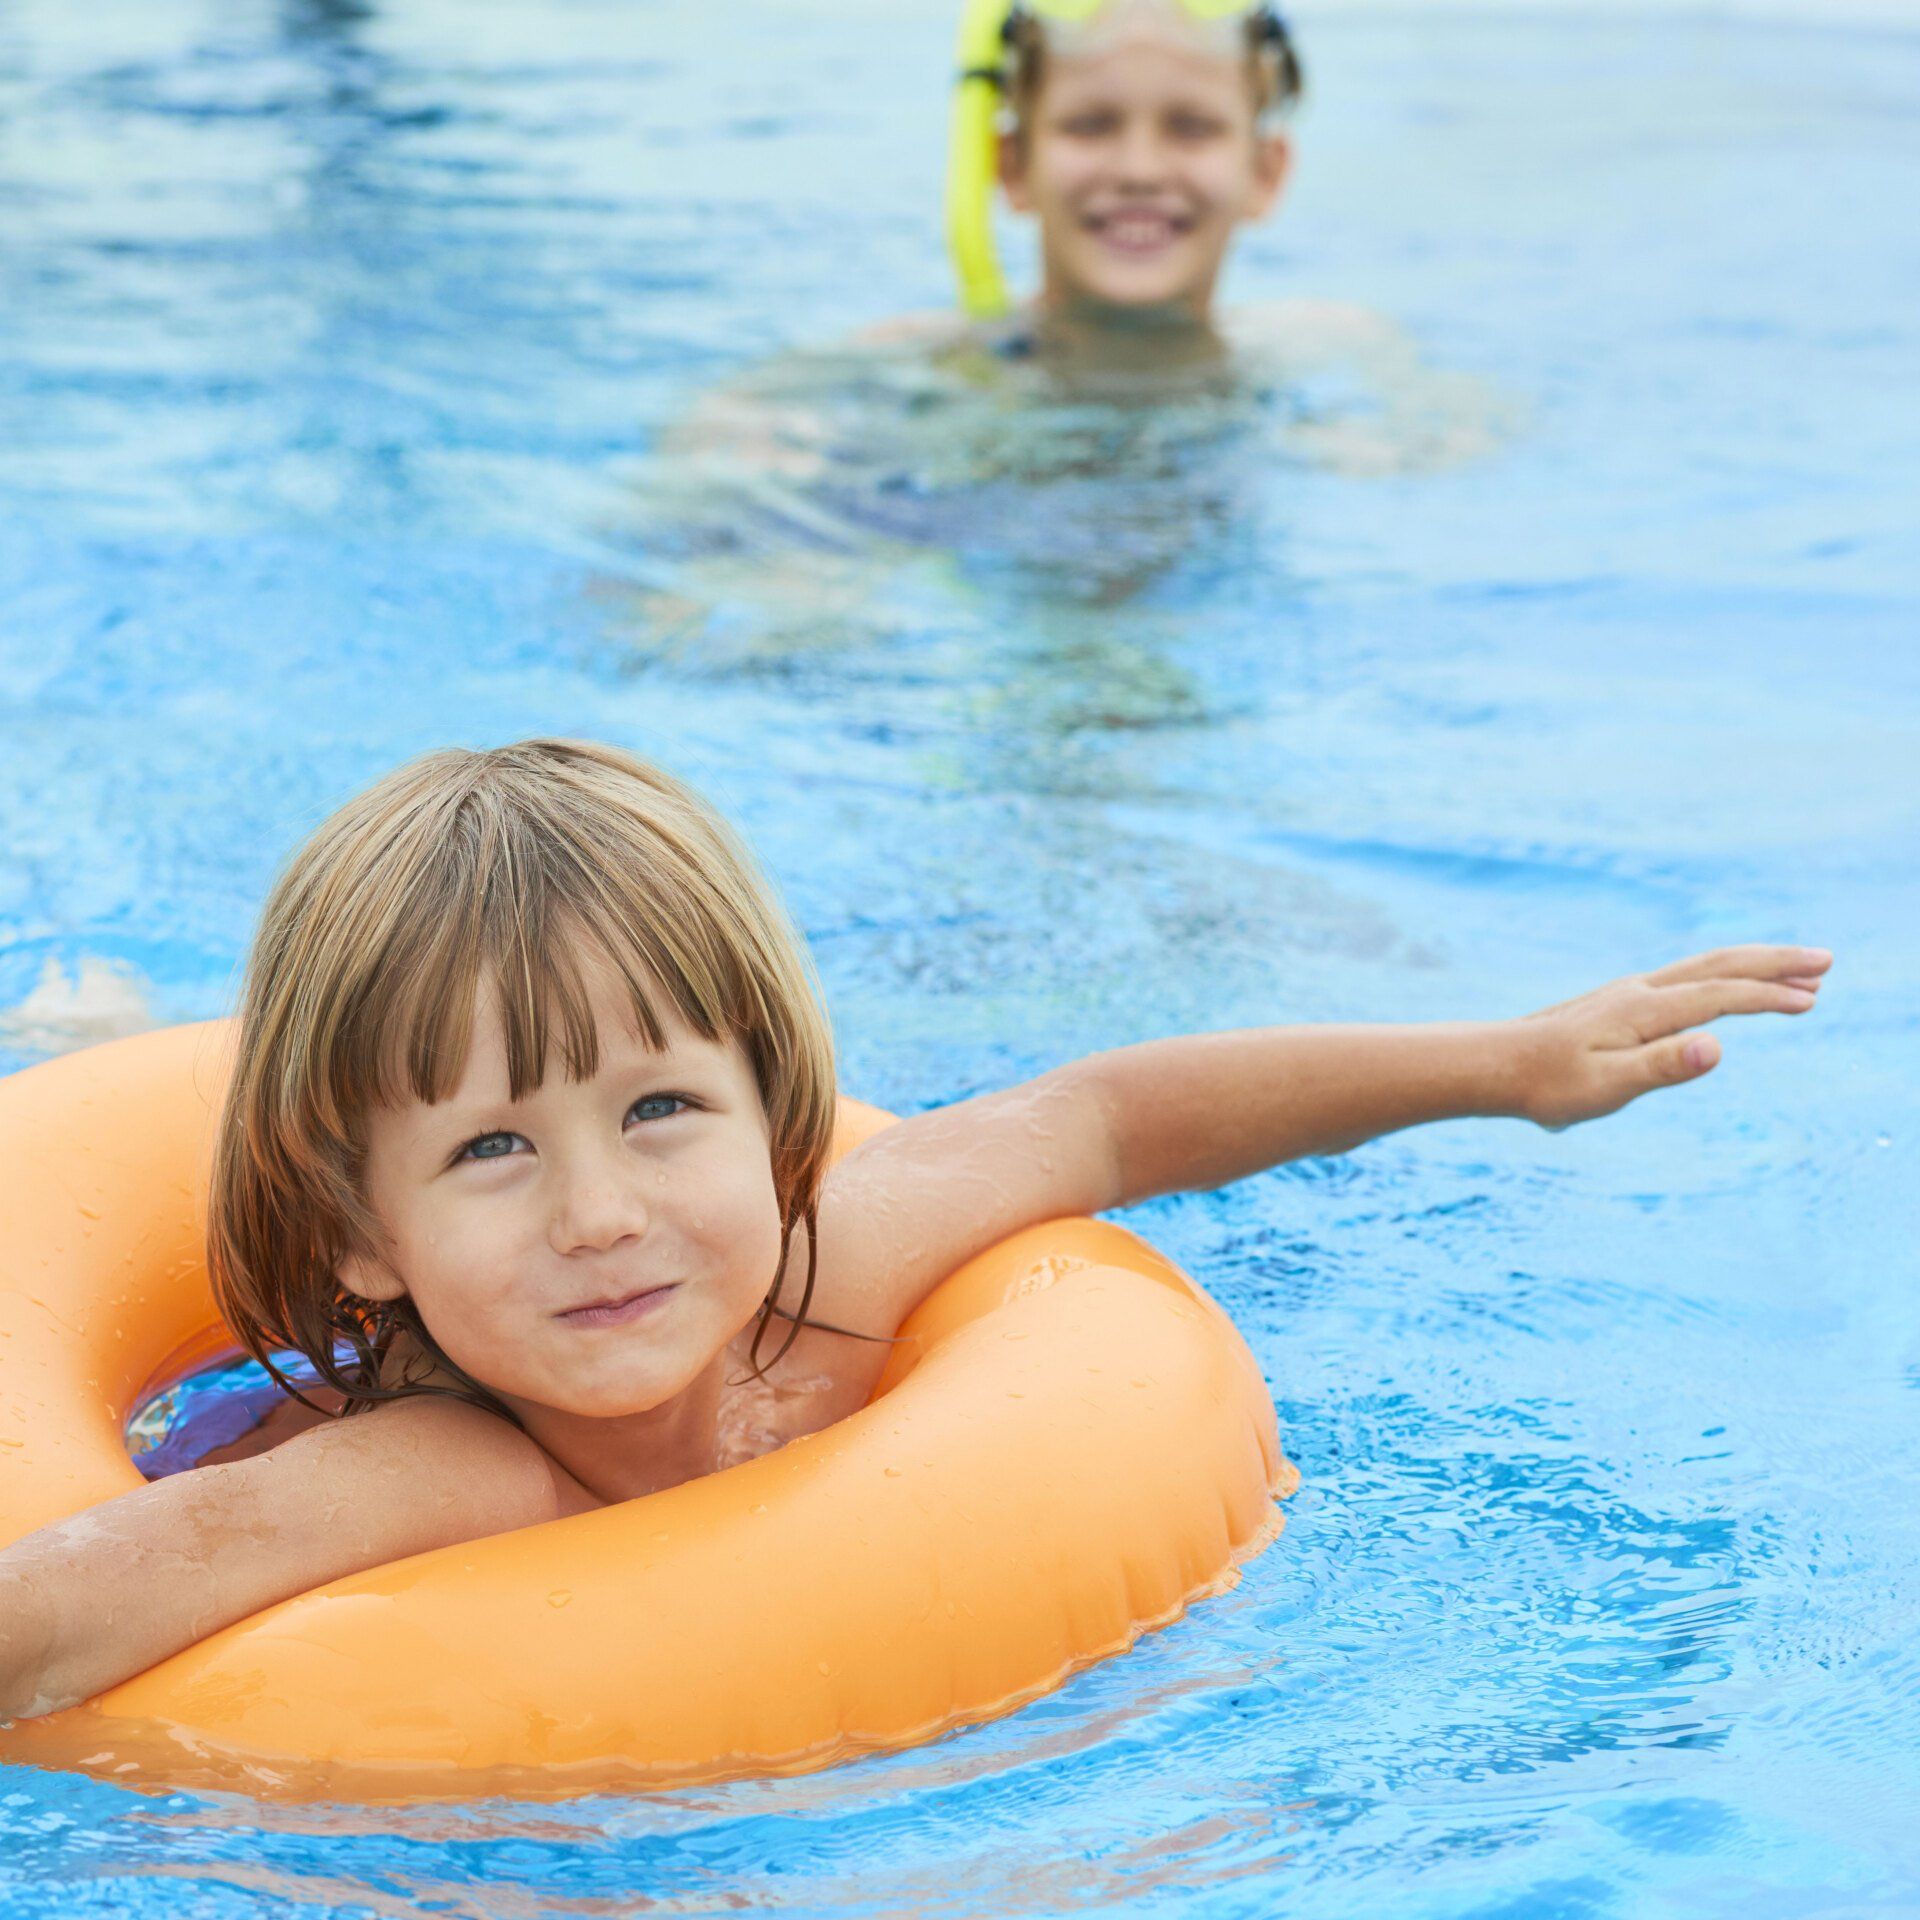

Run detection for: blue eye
[[627, 1094, 687, 1125], [459, 1130, 525, 1163]]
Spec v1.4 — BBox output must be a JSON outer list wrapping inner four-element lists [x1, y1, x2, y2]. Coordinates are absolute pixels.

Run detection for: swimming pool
[[2, 0, 1917, 1912]]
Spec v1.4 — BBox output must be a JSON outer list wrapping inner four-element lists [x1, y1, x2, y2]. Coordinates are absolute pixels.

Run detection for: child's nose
[[1114, 123, 1173, 186], [551, 1171, 650, 1255]]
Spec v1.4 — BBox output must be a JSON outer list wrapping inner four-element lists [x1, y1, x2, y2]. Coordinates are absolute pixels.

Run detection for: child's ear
[[1243, 132, 1292, 222], [337, 1248, 407, 1305], [998, 130, 1035, 212]]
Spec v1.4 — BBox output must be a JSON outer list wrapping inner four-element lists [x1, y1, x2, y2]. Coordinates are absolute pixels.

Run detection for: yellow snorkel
[[947, 0, 1016, 320], [945, 0, 1301, 318], [946, 0, 1116, 318]]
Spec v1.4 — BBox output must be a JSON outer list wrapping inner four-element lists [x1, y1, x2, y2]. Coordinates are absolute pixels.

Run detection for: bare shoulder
[[1226, 296, 1410, 366], [248, 1394, 593, 1531], [798, 1066, 1120, 1346]]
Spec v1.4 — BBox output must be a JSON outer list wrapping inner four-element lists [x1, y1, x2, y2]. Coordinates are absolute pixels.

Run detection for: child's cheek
[[1031, 142, 1087, 207], [715, 1154, 783, 1263], [410, 1197, 519, 1325], [699, 1149, 784, 1297]]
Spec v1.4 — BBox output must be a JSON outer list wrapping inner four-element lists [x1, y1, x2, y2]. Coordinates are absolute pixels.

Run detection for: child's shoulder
[[1228, 297, 1517, 474], [261, 1392, 590, 1520], [1224, 296, 1412, 367], [845, 310, 952, 349], [844, 310, 974, 352], [356, 1365, 604, 1518], [795, 1072, 1118, 1358]]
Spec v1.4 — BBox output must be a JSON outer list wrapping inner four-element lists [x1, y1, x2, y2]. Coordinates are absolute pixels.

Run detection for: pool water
[[3, 0, 1918, 1913]]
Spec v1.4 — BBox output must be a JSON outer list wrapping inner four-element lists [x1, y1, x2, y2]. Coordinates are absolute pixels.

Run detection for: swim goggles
[[946, 0, 1299, 316]]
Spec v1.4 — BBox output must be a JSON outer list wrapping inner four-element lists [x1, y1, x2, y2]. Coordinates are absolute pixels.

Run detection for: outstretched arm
[[1085, 944, 1830, 1203], [814, 946, 1830, 1336]]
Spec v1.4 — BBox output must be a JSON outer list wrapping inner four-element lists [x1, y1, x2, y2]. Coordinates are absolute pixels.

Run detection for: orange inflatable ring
[[0, 1023, 1295, 1803]]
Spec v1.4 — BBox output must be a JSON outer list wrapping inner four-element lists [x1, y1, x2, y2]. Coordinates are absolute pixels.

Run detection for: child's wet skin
[[613, 7, 1502, 667]]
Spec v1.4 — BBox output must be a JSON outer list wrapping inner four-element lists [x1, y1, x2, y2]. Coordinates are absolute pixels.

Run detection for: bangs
[[323, 766, 773, 1121], [370, 907, 713, 1114]]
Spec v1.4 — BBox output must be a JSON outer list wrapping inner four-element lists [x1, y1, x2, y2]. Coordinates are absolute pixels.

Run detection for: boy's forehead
[[1045, 0, 1248, 63], [1043, 31, 1254, 104]]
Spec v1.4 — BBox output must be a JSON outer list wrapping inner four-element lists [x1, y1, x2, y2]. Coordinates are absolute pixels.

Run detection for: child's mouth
[[1086, 208, 1191, 256], [556, 1283, 678, 1330]]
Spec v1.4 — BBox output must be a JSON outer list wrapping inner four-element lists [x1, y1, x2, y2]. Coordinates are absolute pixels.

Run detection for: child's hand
[[1514, 945, 1831, 1131]]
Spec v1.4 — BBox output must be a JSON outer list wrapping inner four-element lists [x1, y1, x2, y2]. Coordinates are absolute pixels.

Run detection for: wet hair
[[208, 739, 840, 1423], [1005, 4, 1305, 138]]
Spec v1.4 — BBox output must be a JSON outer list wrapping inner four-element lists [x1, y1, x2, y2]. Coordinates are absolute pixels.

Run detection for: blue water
[[3, 0, 1918, 1912]]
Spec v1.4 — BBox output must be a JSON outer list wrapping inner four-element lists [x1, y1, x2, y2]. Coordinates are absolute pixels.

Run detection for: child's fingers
[[1594, 1031, 1721, 1116], [1654, 1031, 1722, 1084], [1635, 977, 1819, 1039], [1644, 944, 1831, 989]]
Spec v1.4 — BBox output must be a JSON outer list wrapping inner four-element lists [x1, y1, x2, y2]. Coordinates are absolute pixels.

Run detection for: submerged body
[[610, 298, 1509, 682]]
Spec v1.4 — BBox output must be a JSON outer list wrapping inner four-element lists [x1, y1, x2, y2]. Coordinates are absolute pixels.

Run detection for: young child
[[0, 739, 1828, 1720], [619, 0, 1500, 673]]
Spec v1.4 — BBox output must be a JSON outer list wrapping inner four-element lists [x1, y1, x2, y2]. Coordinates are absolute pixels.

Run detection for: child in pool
[[0, 739, 1828, 1719], [662, 0, 1499, 511], [980, 0, 1503, 471], [622, 0, 1502, 667]]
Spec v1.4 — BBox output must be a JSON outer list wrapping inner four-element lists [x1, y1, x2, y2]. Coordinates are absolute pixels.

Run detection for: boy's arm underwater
[[817, 946, 1831, 1335], [0, 1394, 578, 1721]]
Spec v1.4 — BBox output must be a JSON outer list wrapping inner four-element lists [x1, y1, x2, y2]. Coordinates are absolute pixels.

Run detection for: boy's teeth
[[1102, 213, 1178, 248]]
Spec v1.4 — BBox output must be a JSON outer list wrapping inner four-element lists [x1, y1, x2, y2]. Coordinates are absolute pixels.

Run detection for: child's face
[[1000, 31, 1289, 319], [342, 960, 785, 1422]]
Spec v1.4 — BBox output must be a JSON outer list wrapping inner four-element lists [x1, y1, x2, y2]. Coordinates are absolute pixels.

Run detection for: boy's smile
[[1082, 198, 1197, 257], [554, 1280, 679, 1330]]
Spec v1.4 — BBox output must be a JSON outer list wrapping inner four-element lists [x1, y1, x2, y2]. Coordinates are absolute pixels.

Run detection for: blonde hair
[[1005, 6, 1304, 139], [208, 739, 838, 1420]]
